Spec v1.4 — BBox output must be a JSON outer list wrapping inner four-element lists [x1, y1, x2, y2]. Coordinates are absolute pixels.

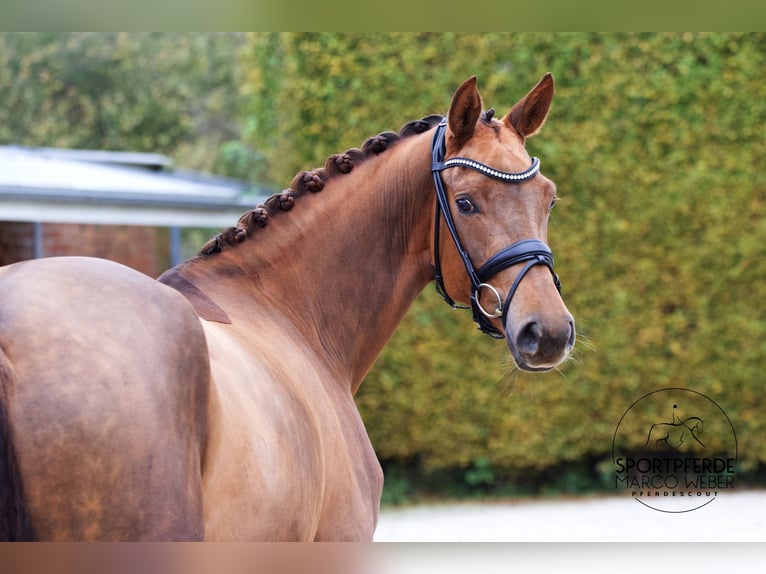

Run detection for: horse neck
[[188, 132, 436, 393]]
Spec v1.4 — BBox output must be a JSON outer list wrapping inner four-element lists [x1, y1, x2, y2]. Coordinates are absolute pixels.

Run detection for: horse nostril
[[567, 320, 576, 351], [516, 321, 542, 356]]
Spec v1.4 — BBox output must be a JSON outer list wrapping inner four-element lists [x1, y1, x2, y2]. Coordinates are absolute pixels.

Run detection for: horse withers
[[0, 74, 574, 540]]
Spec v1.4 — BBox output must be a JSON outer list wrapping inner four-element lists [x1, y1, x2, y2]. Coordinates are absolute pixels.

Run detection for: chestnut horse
[[0, 74, 574, 541]]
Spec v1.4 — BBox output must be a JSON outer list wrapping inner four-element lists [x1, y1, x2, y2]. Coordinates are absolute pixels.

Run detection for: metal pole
[[33, 222, 44, 259], [169, 226, 182, 267]]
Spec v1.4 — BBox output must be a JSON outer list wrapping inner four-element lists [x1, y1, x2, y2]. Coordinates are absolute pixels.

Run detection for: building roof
[[0, 145, 265, 228]]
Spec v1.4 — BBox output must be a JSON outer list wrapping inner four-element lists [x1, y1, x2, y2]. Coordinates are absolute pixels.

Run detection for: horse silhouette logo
[[645, 404, 705, 452]]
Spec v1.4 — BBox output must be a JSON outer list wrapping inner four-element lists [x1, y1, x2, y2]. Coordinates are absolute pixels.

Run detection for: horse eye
[[456, 197, 475, 214], [549, 197, 558, 212]]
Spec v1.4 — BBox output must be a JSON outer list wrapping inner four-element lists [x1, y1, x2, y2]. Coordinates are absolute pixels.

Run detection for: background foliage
[[3, 33, 764, 498], [243, 33, 766, 497], [0, 32, 251, 176]]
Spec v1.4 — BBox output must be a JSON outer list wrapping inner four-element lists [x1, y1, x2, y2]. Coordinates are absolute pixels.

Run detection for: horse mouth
[[507, 344, 560, 372]]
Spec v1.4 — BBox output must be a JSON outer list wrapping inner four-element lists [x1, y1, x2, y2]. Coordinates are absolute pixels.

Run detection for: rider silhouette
[[645, 403, 704, 451]]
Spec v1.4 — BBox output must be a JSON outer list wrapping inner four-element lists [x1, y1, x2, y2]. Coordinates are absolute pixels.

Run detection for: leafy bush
[[0, 32, 251, 177], [242, 33, 766, 484]]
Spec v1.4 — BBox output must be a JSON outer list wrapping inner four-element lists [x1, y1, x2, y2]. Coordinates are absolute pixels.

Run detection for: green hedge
[[243, 33, 766, 480]]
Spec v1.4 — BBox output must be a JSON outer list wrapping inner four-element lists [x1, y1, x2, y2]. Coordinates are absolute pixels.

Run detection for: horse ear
[[448, 76, 483, 146], [504, 72, 554, 141]]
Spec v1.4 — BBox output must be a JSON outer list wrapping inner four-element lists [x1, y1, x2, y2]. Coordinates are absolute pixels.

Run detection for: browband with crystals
[[432, 156, 540, 183]]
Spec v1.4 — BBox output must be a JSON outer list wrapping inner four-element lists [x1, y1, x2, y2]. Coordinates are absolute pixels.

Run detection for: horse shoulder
[[197, 322, 327, 539], [199, 322, 380, 540], [312, 384, 383, 541]]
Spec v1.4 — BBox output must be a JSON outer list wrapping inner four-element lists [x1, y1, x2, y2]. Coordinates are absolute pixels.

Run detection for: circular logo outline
[[612, 387, 738, 513]]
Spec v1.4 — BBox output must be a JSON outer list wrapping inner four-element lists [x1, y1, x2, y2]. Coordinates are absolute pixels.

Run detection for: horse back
[[0, 257, 210, 540]]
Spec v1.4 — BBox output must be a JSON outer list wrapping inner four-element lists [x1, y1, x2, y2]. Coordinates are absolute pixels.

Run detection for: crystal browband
[[434, 156, 540, 183]]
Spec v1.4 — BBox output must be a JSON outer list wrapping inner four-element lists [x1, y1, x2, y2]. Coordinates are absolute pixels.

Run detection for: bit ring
[[475, 282, 503, 319]]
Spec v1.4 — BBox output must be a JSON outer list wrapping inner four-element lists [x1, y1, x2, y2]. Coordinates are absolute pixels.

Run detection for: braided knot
[[220, 226, 243, 245], [302, 172, 325, 193], [251, 207, 269, 228], [334, 153, 355, 174], [368, 135, 389, 154], [277, 190, 295, 211], [411, 120, 432, 134], [233, 227, 247, 243], [200, 234, 223, 255]]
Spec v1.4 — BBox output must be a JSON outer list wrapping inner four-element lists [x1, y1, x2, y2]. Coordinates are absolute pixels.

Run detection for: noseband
[[431, 119, 561, 339]]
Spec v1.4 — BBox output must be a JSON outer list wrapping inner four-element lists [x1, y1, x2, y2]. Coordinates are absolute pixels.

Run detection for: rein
[[430, 119, 561, 339]]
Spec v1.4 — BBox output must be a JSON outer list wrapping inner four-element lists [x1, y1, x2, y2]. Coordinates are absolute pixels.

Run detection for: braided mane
[[199, 114, 443, 256]]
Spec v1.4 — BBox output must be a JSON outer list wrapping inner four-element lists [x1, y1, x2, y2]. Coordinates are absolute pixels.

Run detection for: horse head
[[433, 75, 575, 371]]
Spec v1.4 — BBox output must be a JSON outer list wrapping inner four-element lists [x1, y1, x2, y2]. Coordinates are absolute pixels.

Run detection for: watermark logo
[[612, 388, 737, 513]]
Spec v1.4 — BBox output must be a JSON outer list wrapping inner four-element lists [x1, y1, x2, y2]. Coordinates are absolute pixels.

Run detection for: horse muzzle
[[506, 311, 576, 372]]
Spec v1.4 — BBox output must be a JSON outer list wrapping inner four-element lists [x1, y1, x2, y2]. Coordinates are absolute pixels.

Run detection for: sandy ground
[[374, 490, 766, 542]]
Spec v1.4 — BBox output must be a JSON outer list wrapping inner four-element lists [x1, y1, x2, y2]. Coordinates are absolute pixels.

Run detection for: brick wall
[[0, 222, 170, 278], [0, 222, 36, 263]]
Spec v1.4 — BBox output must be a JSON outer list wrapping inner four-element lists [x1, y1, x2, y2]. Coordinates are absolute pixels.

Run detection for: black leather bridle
[[430, 119, 562, 339]]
